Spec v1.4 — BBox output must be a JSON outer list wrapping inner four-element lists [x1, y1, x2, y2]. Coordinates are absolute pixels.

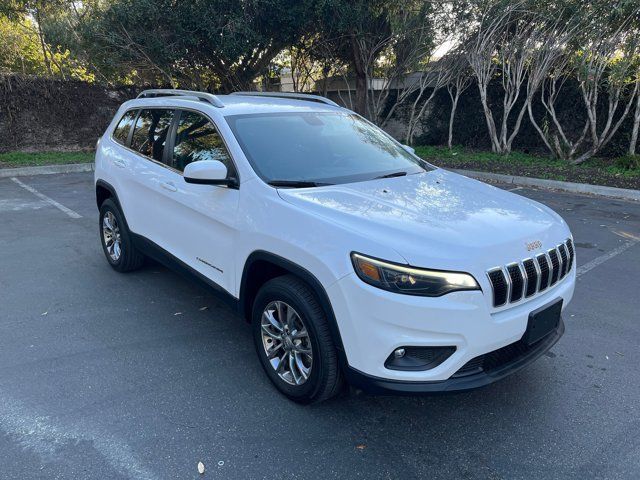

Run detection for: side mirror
[[184, 160, 238, 188], [401, 144, 415, 155]]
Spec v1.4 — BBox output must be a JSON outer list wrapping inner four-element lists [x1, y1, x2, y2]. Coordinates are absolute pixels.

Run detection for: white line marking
[[576, 241, 638, 278], [10, 177, 82, 219]]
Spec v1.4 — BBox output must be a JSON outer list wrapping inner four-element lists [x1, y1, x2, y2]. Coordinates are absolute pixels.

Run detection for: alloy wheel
[[260, 300, 313, 386], [102, 211, 122, 262]]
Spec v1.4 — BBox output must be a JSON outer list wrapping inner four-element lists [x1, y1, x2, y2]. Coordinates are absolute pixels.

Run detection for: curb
[[452, 169, 640, 202], [0, 162, 94, 178]]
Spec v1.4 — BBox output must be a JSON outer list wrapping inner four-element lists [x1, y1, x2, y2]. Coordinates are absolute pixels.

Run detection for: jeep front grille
[[486, 238, 574, 308]]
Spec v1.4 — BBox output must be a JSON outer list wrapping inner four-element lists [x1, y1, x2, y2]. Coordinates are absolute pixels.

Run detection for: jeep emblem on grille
[[526, 240, 542, 251]]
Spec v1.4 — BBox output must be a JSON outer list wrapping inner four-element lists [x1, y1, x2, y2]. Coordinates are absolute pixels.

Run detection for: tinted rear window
[[112, 110, 137, 145], [131, 109, 174, 162]]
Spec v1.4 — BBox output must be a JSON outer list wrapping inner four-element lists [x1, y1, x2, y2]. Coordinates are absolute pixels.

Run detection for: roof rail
[[137, 89, 224, 108], [230, 91, 339, 107]]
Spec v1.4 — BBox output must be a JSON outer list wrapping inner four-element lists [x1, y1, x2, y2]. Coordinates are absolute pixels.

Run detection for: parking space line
[[576, 240, 638, 278], [10, 177, 82, 219]]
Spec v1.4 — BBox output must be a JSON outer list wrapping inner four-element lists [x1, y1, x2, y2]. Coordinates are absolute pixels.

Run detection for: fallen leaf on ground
[[199, 306, 209, 311], [174, 312, 182, 316], [197, 461, 205, 474], [41, 311, 48, 316], [356, 444, 367, 451]]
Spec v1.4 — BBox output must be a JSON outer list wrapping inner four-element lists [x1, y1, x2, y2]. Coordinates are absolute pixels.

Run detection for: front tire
[[252, 275, 343, 404], [99, 198, 144, 272]]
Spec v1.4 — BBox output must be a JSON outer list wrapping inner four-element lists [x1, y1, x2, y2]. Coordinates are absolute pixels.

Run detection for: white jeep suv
[[95, 89, 575, 403]]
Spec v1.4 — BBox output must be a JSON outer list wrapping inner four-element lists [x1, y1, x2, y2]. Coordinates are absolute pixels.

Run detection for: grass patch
[[415, 145, 561, 166], [0, 151, 94, 168], [414, 145, 640, 189]]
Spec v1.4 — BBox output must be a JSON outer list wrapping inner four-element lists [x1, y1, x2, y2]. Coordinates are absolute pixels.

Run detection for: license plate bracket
[[523, 299, 563, 345]]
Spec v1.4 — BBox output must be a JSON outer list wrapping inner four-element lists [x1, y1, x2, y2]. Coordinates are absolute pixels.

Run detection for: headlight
[[351, 253, 480, 297]]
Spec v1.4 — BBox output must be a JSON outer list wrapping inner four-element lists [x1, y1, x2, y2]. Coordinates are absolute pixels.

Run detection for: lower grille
[[453, 334, 550, 378], [452, 356, 484, 377]]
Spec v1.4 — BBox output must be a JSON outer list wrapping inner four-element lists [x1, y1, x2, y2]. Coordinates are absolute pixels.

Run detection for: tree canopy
[[2, 0, 639, 158]]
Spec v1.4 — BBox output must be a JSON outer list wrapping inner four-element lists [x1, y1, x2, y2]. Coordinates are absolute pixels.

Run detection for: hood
[[277, 169, 569, 270]]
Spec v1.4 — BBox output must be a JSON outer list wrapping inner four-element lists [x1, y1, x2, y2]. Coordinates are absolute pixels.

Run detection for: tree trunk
[[350, 35, 368, 117], [447, 86, 460, 149], [34, 9, 52, 76], [572, 149, 596, 165], [448, 95, 458, 149], [354, 73, 367, 116], [527, 99, 556, 158], [630, 86, 640, 156], [478, 87, 501, 153]]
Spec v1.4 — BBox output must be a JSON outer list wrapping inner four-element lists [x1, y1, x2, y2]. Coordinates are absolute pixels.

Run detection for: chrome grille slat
[[487, 268, 508, 307], [506, 263, 524, 302], [558, 244, 569, 278], [533, 255, 542, 292], [566, 239, 575, 269], [536, 254, 551, 292], [487, 238, 573, 308], [522, 259, 538, 297], [502, 266, 512, 306], [556, 246, 565, 279], [548, 249, 560, 285]]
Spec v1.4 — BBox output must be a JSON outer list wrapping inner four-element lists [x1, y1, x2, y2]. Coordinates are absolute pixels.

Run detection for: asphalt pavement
[[0, 172, 639, 480]]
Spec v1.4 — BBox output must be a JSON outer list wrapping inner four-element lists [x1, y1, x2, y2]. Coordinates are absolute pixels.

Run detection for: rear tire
[[252, 275, 343, 404], [99, 198, 144, 272]]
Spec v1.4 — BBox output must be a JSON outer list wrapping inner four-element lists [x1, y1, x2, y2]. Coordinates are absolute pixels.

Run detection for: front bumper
[[344, 318, 564, 394], [327, 269, 575, 383]]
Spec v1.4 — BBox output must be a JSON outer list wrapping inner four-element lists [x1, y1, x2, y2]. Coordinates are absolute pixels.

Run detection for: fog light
[[393, 348, 406, 358], [385, 346, 456, 371]]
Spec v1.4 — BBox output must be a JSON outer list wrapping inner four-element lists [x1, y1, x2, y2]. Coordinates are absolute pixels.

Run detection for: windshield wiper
[[374, 171, 408, 180], [267, 180, 333, 188]]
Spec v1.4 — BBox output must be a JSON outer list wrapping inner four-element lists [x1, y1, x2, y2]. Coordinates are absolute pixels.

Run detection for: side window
[[112, 110, 137, 145], [172, 111, 235, 176], [131, 109, 174, 162]]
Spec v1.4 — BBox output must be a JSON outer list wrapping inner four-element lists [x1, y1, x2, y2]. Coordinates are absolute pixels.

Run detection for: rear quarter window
[[131, 109, 174, 162], [112, 110, 138, 145]]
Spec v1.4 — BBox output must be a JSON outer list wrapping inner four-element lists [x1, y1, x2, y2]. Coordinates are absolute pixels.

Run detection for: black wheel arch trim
[[96, 179, 119, 209], [96, 179, 136, 234], [239, 250, 347, 358]]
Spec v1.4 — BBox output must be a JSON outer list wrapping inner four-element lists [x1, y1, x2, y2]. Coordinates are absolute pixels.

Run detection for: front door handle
[[160, 181, 177, 192], [113, 158, 126, 168]]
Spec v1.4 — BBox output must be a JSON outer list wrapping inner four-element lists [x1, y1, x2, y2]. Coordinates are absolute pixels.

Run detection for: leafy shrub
[[614, 155, 640, 171]]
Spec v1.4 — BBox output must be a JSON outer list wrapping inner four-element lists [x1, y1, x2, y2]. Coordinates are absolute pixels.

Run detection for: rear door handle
[[113, 158, 126, 168], [160, 181, 177, 192]]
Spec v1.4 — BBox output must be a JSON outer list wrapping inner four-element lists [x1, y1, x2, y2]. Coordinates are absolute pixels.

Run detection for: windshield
[[225, 112, 432, 186]]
